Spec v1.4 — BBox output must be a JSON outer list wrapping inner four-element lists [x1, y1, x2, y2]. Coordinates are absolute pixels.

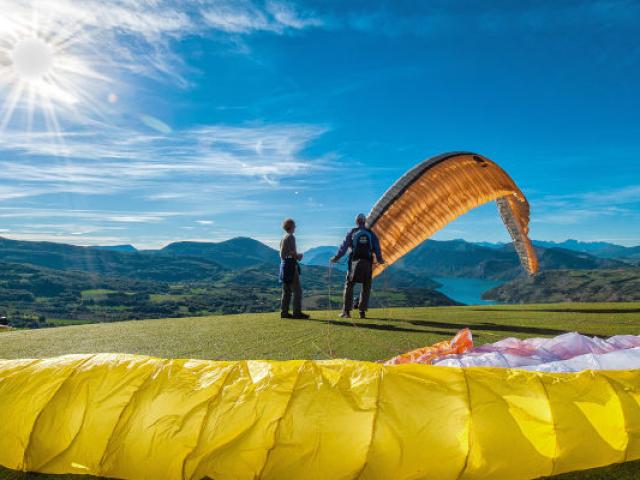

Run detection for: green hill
[[0, 237, 227, 282], [533, 240, 640, 260], [2, 304, 640, 479], [154, 237, 280, 269], [485, 269, 640, 303]]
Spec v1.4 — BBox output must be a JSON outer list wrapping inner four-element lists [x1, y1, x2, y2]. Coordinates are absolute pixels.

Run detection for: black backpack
[[351, 228, 373, 260]]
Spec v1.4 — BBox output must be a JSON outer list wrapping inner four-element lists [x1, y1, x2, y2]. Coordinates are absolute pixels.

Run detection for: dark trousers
[[281, 269, 302, 314], [342, 259, 372, 313]]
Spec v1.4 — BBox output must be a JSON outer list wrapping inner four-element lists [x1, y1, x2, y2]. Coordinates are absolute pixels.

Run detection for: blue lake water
[[432, 277, 503, 305]]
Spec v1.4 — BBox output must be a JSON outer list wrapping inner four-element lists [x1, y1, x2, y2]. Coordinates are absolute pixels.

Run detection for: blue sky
[[0, 0, 639, 250]]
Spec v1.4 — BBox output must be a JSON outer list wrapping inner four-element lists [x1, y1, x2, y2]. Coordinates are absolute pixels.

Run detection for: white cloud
[[0, 0, 195, 89], [0, 207, 179, 222], [196, 220, 214, 225], [266, 1, 323, 29], [538, 185, 640, 209], [1, 230, 135, 245], [201, 0, 322, 34], [0, 122, 330, 199], [533, 185, 640, 225], [105, 214, 167, 223], [0, 0, 325, 134]]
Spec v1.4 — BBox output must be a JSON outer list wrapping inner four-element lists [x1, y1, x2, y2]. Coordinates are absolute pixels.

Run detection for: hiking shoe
[[292, 312, 310, 319], [280, 312, 293, 319], [339, 311, 351, 319], [359, 311, 366, 319]]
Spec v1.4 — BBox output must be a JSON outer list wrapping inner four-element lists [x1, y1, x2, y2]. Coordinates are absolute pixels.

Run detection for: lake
[[432, 277, 503, 305]]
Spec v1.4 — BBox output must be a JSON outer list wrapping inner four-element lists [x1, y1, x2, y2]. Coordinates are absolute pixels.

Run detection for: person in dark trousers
[[279, 218, 310, 319], [331, 214, 384, 319]]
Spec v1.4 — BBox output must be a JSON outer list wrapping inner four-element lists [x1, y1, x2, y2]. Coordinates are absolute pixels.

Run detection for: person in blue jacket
[[331, 214, 384, 319]]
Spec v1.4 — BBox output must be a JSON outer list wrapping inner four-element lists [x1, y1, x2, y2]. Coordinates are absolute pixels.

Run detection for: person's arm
[[331, 231, 352, 262], [372, 231, 384, 263], [291, 235, 303, 261]]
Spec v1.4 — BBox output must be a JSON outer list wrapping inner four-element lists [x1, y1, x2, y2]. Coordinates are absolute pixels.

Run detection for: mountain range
[[484, 269, 640, 303], [478, 239, 640, 260], [0, 235, 638, 325], [303, 239, 632, 280], [0, 236, 452, 325], [2, 235, 635, 289]]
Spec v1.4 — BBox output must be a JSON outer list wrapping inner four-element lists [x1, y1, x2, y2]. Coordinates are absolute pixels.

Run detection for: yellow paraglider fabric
[[367, 152, 538, 277], [1, 354, 639, 480]]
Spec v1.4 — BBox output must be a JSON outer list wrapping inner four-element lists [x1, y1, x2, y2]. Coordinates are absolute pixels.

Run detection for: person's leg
[[281, 282, 292, 315], [360, 274, 372, 313], [342, 275, 355, 314], [292, 270, 303, 315]]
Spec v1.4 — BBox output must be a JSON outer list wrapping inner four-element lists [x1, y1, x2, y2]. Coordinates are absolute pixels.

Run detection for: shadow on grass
[[0, 468, 106, 479], [541, 460, 640, 479], [0, 469, 215, 480], [288, 315, 451, 335], [412, 320, 594, 337], [372, 317, 594, 337], [2, 459, 640, 480]]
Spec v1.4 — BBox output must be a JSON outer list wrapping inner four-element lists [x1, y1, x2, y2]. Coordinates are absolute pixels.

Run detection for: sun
[[11, 38, 54, 81], [0, 16, 107, 135]]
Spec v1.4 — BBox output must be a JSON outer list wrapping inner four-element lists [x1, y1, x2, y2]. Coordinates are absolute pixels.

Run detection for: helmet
[[355, 213, 367, 226]]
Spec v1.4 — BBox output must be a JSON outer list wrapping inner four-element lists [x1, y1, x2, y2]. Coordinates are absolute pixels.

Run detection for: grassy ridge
[[2, 302, 640, 361], [1, 303, 640, 479]]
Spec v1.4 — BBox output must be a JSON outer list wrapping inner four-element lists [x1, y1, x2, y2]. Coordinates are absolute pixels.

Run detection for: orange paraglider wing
[[367, 152, 538, 277], [384, 328, 474, 365]]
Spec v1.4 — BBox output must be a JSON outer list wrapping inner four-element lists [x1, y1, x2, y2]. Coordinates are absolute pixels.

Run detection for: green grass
[[148, 293, 188, 302], [47, 318, 95, 326], [2, 302, 640, 361], [80, 289, 116, 300], [1, 302, 640, 479]]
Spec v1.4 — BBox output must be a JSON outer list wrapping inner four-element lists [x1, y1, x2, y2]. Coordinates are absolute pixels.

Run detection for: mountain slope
[[91, 245, 138, 253], [536, 247, 628, 271], [305, 239, 633, 281], [391, 240, 630, 280], [302, 246, 337, 267], [0, 237, 226, 282], [484, 269, 640, 303], [533, 240, 640, 259], [156, 237, 279, 268], [395, 240, 519, 279]]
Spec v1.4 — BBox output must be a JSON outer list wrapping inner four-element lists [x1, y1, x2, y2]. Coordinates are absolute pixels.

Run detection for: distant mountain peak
[[158, 236, 279, 268]]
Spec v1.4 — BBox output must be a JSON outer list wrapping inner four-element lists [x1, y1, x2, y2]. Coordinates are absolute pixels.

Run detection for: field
[[2, 302, 640, 479]]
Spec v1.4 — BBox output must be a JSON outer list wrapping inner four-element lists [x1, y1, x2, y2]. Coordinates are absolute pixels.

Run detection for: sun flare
[[11, 38, 54, 80], [0, 14, 107, 135]]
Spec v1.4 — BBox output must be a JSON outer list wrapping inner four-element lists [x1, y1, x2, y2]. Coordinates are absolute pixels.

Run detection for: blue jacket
[[334, 227, 383, 262]]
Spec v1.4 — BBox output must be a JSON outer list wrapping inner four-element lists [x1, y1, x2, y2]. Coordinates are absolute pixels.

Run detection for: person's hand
[[378, 259, 386, 265], [330, 256, 338, 264], [297, 253, 304, 261]]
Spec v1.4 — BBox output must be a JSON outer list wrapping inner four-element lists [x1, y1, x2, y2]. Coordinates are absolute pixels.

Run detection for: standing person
[[279, 218, 310, 319], [331, 214, 384, 319]]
